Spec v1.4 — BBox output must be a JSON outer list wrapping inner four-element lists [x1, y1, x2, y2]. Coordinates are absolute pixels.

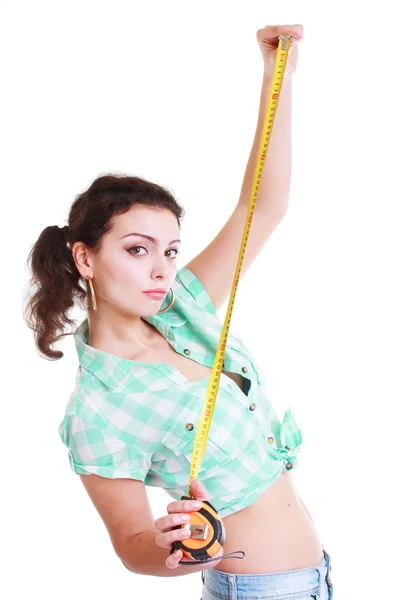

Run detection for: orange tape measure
[[170, 34, 294, 566]]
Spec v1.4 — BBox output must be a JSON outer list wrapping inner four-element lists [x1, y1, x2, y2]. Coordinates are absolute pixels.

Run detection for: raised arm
[[184, 26, 303, 312]]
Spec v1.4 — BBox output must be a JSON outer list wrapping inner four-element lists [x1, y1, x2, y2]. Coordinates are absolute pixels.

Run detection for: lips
[[143, 290, 167, 298]]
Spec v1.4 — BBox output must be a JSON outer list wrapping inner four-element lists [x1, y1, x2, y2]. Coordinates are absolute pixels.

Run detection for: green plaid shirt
[[58, 267, 302, 518]]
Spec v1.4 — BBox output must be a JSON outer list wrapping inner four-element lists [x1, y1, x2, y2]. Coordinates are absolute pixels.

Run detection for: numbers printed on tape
[[187, 35, 293, 498]]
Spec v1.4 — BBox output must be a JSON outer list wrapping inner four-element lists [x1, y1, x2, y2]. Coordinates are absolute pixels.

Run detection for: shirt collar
[[74, 294, 187, 390]]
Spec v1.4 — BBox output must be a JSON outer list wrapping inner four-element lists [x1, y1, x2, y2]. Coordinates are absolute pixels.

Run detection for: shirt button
[[286, 462, 293, 470], [249, 403, 256, 411], [184, 349, 191, 355], [242, 366, 248, 373], [267, 436, 274, 444], [186, 423, 194, 431]]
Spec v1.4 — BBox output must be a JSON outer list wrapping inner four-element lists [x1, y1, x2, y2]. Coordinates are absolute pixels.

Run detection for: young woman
[[24, 23, 333, 600]]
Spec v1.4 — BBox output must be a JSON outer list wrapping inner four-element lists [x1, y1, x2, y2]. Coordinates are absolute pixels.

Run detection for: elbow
[[120, 557, 143, 575], [121, 558, 134, 572]]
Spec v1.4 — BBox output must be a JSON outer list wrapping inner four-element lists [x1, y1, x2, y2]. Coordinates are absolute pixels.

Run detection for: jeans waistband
[[201, 547, 332, 599]]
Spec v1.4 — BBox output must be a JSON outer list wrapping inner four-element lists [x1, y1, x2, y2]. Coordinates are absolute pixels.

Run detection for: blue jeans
[[200, 547, 333, 599]]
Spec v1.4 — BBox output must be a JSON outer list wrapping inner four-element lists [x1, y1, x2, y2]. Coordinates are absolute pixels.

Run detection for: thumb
[[190, 478, 208, 502]]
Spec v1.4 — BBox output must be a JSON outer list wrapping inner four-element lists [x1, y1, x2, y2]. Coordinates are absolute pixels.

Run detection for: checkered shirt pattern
[[58, 266, 303, 518]]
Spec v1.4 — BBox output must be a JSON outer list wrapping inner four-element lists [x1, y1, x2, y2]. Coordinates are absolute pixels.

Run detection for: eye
[[166, 248, 180, 259], [127, 245, 147, 255], [127, 245, 180, 259]]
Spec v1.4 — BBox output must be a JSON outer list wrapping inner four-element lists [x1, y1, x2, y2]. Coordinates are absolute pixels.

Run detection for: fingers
[[190, 478, 209, 502], [274, 24, 304, 36], [164, 479, 209, 514], [166, 498, 203, 515], [154, 480, 210, 569], [156, 525, 192, 549], [155, 479, 208, 532], [161, 480, 217, 570], [166, 548, 183, 569], [154, 511, 191, 533], [258, 24, 304, 40]]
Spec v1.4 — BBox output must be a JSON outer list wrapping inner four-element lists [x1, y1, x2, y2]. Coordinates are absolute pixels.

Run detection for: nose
[[152, 253, 171, 279]]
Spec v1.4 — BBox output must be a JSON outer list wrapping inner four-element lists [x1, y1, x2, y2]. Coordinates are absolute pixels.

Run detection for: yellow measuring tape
[[170, 34, 294, 566]]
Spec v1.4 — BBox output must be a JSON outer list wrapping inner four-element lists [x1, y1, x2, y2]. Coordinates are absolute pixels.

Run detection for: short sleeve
[[175, 266, 218, 317], [59, 414, 151, 481]]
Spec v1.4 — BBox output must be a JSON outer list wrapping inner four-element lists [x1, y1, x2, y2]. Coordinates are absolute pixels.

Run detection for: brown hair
[[23, 173, 185, 361]]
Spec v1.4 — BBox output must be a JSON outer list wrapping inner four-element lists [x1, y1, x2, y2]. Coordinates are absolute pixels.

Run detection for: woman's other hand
[[154, 478, 223, 569]]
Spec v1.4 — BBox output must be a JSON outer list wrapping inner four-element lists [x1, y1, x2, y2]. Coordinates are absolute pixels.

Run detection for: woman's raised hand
[[256, 24, 304, 81]]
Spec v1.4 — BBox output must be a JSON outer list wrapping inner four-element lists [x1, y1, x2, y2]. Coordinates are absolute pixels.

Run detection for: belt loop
[[227, 572, 237, 600], [323, 547, 332, 577], [323, 547, 331, 562], [313, 550, 325, 598], [323, 548, 334, 598]]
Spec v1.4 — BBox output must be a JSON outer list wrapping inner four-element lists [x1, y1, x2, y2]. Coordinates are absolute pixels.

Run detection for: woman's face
[[82, 206, 182, 317]]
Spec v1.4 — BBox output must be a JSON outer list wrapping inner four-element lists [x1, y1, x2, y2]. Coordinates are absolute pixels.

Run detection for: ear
[[72, 241, 93, 279]]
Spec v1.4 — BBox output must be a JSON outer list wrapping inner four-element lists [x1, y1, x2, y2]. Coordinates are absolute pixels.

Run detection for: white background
[[2, 1, 399, 598]]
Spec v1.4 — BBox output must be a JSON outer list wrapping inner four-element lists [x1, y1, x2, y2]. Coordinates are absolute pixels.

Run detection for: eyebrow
[[120, 232, 181, 245]]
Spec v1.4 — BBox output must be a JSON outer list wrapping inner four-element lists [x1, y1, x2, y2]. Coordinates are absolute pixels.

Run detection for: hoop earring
[[87, 276, 97, 312], [157, 287, 175, 314]]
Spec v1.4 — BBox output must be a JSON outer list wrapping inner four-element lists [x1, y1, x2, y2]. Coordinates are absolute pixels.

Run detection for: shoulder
[[173, 266, 218, 316]]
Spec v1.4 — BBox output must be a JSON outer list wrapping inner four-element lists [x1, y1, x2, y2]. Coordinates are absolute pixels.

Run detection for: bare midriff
[[132, 321, 325, 573], [217, 472, 323, 574]]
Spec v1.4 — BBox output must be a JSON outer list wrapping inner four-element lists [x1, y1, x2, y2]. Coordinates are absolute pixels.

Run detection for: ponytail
[[23, 224, 86, 360]]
